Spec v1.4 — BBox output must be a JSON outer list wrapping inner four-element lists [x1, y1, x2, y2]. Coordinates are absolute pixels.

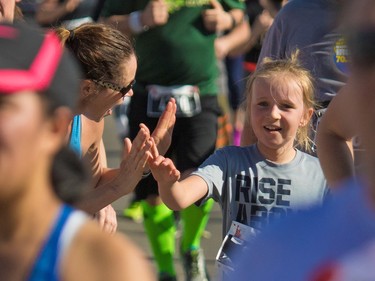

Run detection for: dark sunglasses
[[347, 29, 375, 66], [92, 79, 136, 97]]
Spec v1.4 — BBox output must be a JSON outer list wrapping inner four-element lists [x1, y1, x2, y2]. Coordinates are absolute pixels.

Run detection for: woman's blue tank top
[[69, 115, 82, 157]]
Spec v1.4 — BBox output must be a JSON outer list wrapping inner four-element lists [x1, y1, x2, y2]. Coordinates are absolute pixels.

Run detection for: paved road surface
[[103, 114, 223, 281]]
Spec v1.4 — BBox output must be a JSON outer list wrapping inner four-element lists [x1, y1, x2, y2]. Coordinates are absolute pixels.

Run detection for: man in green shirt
[[102, 1, 245, 280]]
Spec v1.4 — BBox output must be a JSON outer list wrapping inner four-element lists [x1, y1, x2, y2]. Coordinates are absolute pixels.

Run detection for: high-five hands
[[117, 124, 153, 189], [114, 98, 176, 195], [148, 138, 181, 185], [151, 98, 177, 156]]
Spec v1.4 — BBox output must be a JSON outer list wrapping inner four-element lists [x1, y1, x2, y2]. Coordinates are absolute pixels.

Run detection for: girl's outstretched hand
[[148, 138, 180, 185]]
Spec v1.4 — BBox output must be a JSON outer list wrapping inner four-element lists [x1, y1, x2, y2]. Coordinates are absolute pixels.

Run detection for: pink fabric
[[0, 25, 18, 38], [0, 31, 63, 93]]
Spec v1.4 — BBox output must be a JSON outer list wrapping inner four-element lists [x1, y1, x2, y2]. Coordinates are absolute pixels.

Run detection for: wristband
[[142, 169, 151, 179], [129, 11, 149, 34]]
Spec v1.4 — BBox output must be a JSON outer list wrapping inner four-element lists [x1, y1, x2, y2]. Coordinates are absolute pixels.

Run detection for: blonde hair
[[246, 50, 316, 152]]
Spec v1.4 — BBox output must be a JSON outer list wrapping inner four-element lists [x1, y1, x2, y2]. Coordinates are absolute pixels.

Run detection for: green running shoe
[[122, 200, 143, 223]]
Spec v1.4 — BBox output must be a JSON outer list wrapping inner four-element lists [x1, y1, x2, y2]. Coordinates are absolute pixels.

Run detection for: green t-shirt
[[102, 0, 245, 96]]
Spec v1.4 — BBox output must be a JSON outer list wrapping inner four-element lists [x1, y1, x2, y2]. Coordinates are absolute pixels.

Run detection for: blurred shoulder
[[61, 220, 156, 281]]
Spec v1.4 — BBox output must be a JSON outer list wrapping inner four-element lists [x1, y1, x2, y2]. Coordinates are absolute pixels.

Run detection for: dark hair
[[14, 4, 24, 21], [51, 146, 91, 205], [55, 23, 135, 84]]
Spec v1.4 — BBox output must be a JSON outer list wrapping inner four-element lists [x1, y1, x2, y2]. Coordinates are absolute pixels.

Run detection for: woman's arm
[[35, 0, 81, 25], [316, 85, 355, 188]]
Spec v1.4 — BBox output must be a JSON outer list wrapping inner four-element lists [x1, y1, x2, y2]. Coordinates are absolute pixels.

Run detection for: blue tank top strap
[[28, 205, 74, 281], [69, 115, 82, 157]]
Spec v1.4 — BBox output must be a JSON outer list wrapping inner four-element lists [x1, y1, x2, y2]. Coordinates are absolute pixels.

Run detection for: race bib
[[147, 85, 201, 117], [216, 221, 259, 274]]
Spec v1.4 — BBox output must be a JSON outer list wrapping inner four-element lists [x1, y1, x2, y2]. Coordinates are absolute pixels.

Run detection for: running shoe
[[181, 248, 209, 281], [122, 200, 143, 223]]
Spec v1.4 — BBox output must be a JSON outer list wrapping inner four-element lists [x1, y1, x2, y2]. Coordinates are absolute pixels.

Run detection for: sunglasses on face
[[92, 79, 136, 97]]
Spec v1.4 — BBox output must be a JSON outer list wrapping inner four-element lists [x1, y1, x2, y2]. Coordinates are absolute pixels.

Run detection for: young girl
[[149, 51, 328, 267]]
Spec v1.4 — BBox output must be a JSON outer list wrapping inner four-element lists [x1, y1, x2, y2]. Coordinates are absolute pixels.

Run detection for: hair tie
[[67, 30, 75, 42]]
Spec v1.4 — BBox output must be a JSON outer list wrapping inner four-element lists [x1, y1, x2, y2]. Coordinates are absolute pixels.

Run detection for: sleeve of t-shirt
[[221, 0, 246, 11], [191, 148, 228, 205], [257, 9, 286, 64]]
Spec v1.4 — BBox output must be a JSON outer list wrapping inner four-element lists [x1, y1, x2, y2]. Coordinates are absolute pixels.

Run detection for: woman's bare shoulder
[[80, 115, 104, 154], [61, 220, 156, 281]]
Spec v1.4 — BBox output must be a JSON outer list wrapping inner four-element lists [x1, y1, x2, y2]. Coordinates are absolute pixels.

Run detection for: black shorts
[[128, 86, 221, 200]]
